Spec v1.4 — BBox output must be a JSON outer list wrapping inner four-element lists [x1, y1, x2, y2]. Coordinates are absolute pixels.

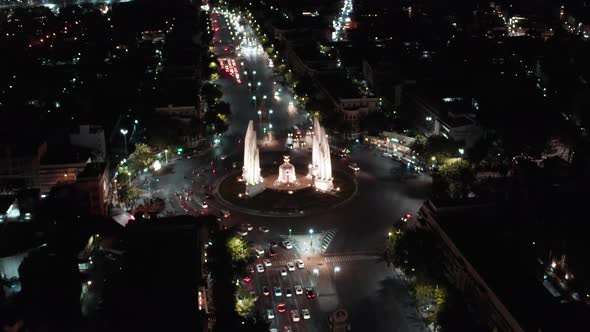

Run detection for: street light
[[120, 129, 128, 156], [164, 149, 168, 164], [334, 266, 341, 273]]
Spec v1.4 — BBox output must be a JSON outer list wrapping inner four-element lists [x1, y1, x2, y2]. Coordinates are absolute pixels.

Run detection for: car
[[243, 223, 253, 231], [282, 241, 293, 249], [254, 247, 265, 255], [291, 310, 300, 322], [258, 226, 269, 233], [286, 262, 295, 272], [285, 288, 292, 297], [262, 286, 270, 296], [305, 288, 316, 299], [295, 259, 304, 269], [243, 276, 251, 283], [277, 303, 286, 313], [263, 259, 272, 267], [302, 309, 310, 320], [274, 287, 282, 297], [202, 201, 208, 208], [294, 285, 303, 295], [401, 213, 412, 222], [269, 241, 278, 248], [220, 209, 231, 218], [283, 327, 292, 332], [280, 268, 288, 276], [382, 152, 393, 158], [268, 248, 278, 257], [267, 309, 275, 319], [349, 162, 360, 172], [238, 230, 248, 236], [220, 154, 228, 160], [274, 91, 279, 97], [256, 264, 265, 273]]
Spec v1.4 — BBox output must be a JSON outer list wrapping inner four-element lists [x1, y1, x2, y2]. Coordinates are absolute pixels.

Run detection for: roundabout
[[214, 167, 358, 218]]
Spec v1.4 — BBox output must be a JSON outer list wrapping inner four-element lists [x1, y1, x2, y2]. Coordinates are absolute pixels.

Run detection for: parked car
[[282, 241, 293, 249]]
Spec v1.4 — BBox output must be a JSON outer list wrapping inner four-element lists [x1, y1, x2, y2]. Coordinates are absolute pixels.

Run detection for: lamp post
[[309, 228, 314, 253], [252, 95, 257, 112], [164, 149, 168, 164], [120, 129, 128, 156]]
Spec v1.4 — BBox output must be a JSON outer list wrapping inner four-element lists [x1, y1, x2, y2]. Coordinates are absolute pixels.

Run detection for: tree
[[241, 311, 270, 332], [410, 134, 428, 155], [128, 143, 155, 174], [438, 158, 473, 198], [201, 82, 223, 105], [235, 286, 257, 317], [227, 236, 250, 263], [118, 184, 142, 207], [384, 226, 401, 266], [467, 137, 490, 164]]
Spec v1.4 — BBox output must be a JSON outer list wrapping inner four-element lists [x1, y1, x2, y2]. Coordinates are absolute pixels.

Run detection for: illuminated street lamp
[[164, 149, 168, 164], [120, 129, 128, 156], [334, 266, 341, 273]]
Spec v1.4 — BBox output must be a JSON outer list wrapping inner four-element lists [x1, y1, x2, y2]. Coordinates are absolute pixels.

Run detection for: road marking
[[323, 254, 381, 264]]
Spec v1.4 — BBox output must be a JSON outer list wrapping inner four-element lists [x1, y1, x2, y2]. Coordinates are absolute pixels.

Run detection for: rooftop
[[77, 162, 107, 179], [316, 70, 361, 99], [41, 145, 91, 165], [428, 199, 590, 331]]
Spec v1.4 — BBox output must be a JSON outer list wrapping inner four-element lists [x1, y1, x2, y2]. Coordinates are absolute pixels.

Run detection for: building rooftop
[[155, 79, 198, 108], [77, 162, 107, 179], [316, 70, 361, 99], [41, 145, 91, 165], [429, 200, 590, 331]]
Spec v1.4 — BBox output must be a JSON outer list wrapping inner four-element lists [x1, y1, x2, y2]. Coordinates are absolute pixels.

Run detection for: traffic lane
[[331, 261, 427, 332]]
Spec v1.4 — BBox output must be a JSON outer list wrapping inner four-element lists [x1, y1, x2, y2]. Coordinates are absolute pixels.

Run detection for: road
[[139, 7, 431, 332]]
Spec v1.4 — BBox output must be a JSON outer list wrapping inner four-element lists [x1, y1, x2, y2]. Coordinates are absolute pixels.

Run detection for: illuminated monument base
[[245, 182, 265, 197], [314, 178, 334, 192]]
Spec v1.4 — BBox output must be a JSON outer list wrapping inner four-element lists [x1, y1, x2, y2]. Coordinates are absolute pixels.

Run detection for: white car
[[237, 230, 248, 236], [291, 310, 300, 322], [302, 309, 310, 320], [267, 309, 275, 320], [286, 262, 295, 272], [256, 264, 265, 273], [282, 241, 293, 249], [241, 223, 253, 231], [280, 268, 288, 276], [258, 226, 269, 233], [220, 154, 228, 160], [294, 285, 303, 295], [254, 247, 265, 255], [295, 259, 304, 269], [263, 259, 272, 267]]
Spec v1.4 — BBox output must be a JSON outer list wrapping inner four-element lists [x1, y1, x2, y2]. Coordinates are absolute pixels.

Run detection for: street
[[138, 8, 432, 332]]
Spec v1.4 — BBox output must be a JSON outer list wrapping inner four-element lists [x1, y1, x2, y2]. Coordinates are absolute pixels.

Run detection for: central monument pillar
[[242, 120, 264, 196]]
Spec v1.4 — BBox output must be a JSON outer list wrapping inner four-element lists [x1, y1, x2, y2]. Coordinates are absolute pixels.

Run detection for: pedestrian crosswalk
[[248, 255, 382, 271], [323, 254, 381, 263]]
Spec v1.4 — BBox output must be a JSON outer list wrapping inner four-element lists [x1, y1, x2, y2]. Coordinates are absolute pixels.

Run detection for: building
[[0, 222, 44, 299], [69, 125, 107, 162], [106, 216, 210, 331], [407, 92, 483, 148], [72, 162, 110, 216], [38, 146, 91, 195], [316, 70, 380, 138], [0, 140, 47, 191], [417, 199, 590, 331]]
